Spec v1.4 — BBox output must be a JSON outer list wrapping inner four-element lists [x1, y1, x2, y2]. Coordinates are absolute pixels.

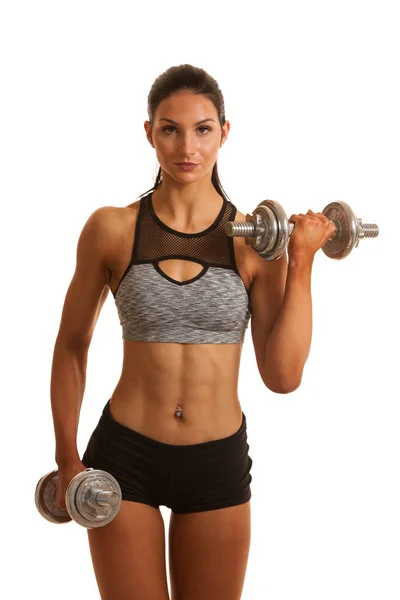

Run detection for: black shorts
[[81, 399, 253, 514]]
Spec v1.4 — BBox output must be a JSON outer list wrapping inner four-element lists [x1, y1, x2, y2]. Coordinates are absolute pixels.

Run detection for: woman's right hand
[[55, 460, 87, 511]]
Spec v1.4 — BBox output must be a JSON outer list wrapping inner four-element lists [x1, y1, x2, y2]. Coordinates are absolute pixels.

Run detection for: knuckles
[[290, 211, 332, 228]]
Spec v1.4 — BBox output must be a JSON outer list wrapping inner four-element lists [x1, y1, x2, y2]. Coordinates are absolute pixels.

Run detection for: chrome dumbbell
[[226, 200, 379, 260], [35, 468, 122, 529]]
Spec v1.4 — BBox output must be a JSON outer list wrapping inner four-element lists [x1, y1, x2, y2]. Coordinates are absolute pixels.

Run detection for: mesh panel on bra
[[132, 191, 237, 268]]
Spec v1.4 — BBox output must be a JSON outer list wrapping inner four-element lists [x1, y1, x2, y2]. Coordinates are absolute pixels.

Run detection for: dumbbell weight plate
[[322, 201, 359, 259], [65, 468, 122, 529], [246, 200, 290, 260], [35, 470, 72, 524]]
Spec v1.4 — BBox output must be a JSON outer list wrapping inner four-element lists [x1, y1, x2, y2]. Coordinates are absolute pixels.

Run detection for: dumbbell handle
[[95, 490, 120, 507]]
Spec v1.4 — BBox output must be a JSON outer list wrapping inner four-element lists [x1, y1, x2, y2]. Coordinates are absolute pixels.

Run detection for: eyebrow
[[158, 118, 216, 126]]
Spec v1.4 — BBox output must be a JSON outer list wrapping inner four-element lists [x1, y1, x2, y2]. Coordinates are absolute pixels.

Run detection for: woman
[[51, 64, 335, 600]]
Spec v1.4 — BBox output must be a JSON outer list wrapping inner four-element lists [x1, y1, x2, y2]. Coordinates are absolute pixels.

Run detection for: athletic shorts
[[81, 399, 253, 514]]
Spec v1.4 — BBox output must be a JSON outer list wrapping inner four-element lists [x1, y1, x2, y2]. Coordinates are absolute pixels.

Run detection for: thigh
[[87, 500, 170, 600], [168, 500, 251, 600]]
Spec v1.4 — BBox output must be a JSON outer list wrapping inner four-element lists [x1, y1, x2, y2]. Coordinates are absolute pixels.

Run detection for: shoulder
[[85, 200, 141, 242], [79, 202, 141, 272], [88, 200, 140, 229]]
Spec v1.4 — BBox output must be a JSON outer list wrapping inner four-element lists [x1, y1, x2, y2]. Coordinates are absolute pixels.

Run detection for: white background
[[1, 1, 399, 599]]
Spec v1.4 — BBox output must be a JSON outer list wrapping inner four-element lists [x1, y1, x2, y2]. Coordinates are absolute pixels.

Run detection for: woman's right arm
[[50, 207, 113, 469]]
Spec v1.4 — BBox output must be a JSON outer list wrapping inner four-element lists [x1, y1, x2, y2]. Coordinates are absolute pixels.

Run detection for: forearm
[[50, 339, 88, 466], [263, 257, 313, 392]]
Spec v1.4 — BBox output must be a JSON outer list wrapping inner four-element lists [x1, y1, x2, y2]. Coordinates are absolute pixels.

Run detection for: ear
[[220, 120, 231, 146], [144, 121, 154, 147]]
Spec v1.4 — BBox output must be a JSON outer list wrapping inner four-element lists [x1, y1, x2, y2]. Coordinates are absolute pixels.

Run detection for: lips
[[177, 163, 197, 166]]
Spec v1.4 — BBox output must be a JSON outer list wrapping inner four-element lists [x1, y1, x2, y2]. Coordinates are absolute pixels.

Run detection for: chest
[[108, 205, 254, 296]]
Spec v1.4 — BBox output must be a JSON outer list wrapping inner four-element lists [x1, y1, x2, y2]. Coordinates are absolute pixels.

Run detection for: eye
[[161, 126, 212, 135]]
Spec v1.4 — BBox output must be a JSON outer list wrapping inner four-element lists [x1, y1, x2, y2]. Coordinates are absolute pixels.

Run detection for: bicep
[[249, 251, 288, 378], [56, 208, 112, 349]]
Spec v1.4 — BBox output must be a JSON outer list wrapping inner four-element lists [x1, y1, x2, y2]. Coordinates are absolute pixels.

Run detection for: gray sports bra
[[113, 191, 252, 344]]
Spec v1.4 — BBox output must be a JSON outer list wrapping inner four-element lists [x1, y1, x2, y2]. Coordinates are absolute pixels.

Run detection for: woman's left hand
[[287, 209, 336, 263]]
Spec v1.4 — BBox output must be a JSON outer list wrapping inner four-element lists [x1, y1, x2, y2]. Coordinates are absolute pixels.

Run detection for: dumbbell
[[35, 467, 122, 528], [225, 200, 379, 260]]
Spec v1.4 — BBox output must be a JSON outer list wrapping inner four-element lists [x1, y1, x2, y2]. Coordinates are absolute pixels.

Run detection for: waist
[[109, 385, 243, 445]]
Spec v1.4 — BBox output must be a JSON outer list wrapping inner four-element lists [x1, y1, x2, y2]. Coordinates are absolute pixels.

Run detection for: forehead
[[155, 92, 218, 122]]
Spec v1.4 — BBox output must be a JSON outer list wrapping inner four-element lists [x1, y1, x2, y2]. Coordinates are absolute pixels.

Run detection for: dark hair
[[138, 64, 231, 202]]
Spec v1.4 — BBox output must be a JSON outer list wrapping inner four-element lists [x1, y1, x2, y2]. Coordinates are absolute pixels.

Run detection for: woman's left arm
[[249, 209, 336, 394]]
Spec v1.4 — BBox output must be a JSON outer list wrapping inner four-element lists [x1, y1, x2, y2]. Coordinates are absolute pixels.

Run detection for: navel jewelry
[[174, 404, 183, 419]]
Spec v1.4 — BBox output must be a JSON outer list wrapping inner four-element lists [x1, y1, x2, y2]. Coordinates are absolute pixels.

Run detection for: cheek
[[203, 139, 220, 156], [199, 134, 219, 150], [156, 138, 175, 155]]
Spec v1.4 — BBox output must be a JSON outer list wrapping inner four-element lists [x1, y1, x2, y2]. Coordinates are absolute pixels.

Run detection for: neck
[[151, 180, 223, 227]]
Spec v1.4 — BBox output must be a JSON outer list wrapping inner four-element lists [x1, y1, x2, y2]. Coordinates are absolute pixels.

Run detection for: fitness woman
[[50, 64, 335, 600]]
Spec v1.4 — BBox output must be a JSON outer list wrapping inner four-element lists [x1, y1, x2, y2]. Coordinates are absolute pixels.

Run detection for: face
[[144, 91, 230, 182]]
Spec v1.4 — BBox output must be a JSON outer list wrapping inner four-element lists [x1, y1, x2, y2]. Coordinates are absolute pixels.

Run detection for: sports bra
[[112, 191, 252, 344]]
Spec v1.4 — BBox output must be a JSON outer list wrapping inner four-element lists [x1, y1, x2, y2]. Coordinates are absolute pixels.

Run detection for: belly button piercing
[[174, 404, 183, 419]]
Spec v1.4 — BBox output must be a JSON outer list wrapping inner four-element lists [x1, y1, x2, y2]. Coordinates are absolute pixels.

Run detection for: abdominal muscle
[[109, 339, 244, 445]]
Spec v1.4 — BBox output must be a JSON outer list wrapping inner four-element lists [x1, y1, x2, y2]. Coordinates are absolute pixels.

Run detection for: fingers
[[289, 209, 336, 240]]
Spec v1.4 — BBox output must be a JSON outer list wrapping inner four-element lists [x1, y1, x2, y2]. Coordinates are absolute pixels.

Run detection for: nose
[[178, 132, 197, 155]]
